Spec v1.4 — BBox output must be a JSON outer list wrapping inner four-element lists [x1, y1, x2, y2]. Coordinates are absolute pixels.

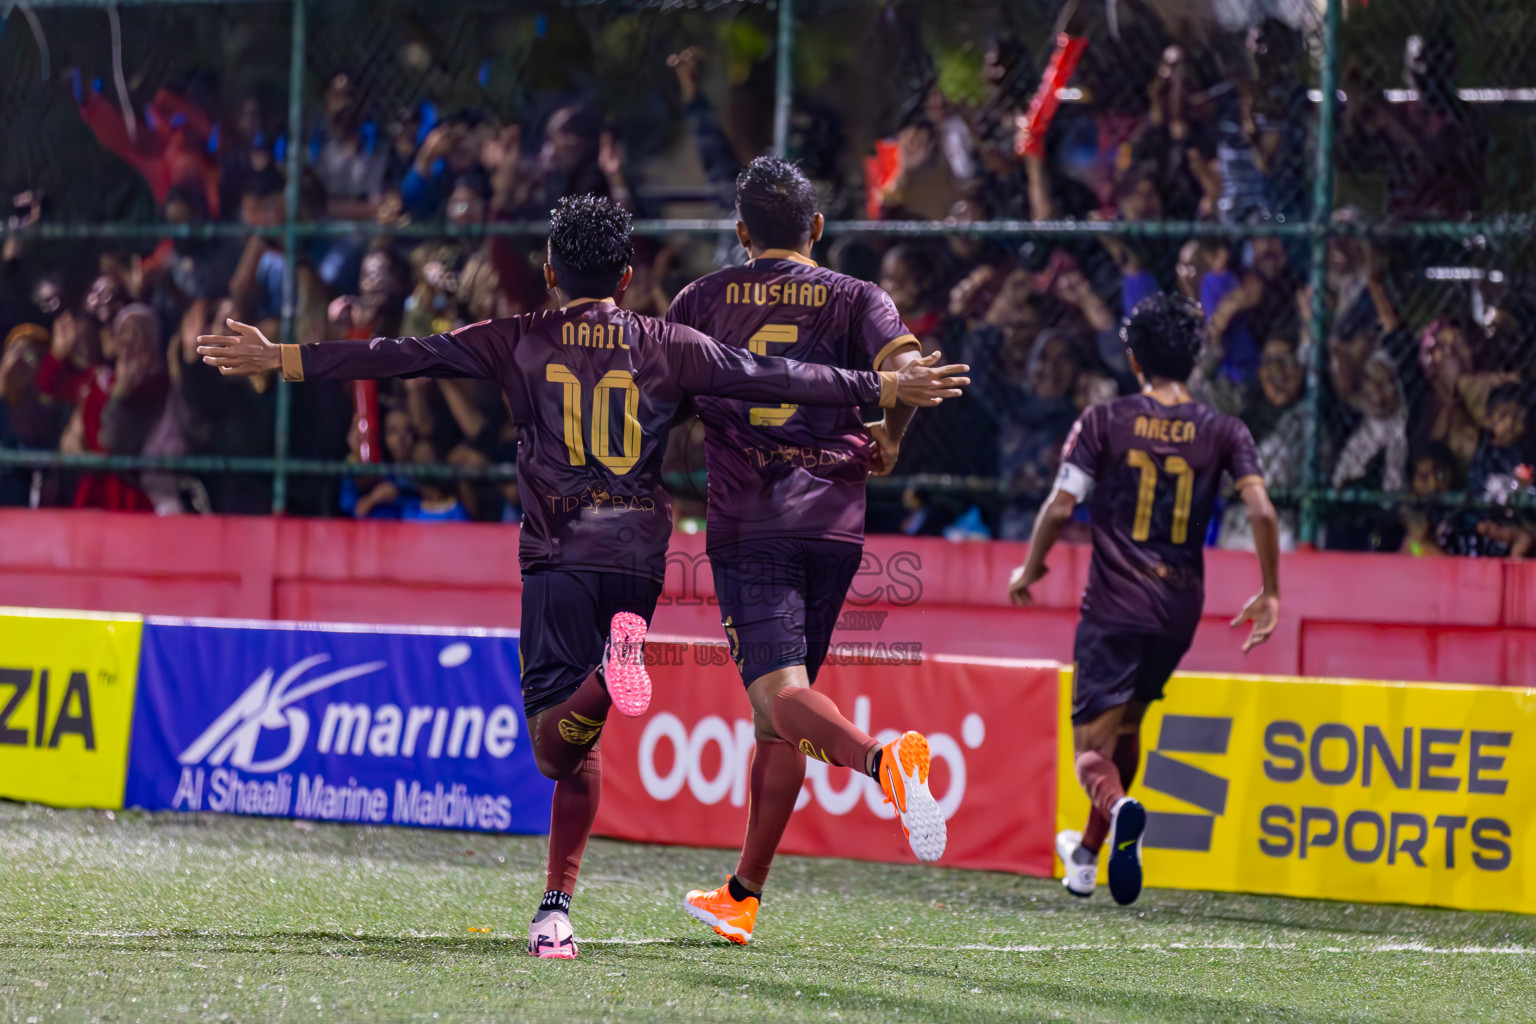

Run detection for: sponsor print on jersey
[[126, 619, 553, 833]]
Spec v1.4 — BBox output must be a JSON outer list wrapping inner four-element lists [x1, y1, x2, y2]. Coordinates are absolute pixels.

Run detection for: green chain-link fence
[[2, 0, 1534, 551]]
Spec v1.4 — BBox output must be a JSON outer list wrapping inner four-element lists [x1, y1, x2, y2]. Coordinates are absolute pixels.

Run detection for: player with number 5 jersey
[[1007, 294, 1281, 909], [196, 194, 970, 960], [668, 157, 957, 946]]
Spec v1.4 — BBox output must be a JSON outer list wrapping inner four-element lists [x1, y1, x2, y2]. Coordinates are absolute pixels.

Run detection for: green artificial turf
[[1, 801, 1531, 1023]]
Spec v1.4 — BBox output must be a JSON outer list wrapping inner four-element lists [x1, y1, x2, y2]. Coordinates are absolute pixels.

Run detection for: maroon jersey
[[666, 251, 919, 546], [287, 300, 891, 580], [1058, 394, 1262, 635]]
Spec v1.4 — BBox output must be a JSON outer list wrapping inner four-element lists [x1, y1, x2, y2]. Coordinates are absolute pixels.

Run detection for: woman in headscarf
[[0, 323, 68, 505], [1220, 336, 1308, 550], [995, 329, 1083, 539], [1333, 351, 1409, 494], [1410, 318, 1516, 479], [72, 303, 167, 510], [0, 323, 64, 450]]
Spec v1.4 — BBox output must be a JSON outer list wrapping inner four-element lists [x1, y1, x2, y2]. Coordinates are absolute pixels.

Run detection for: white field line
[[929, 941, 1536, 955], [30, 931, 1534, 955]]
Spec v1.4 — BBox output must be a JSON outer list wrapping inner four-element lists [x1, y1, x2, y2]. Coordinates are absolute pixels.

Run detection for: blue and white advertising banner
[[126, 619, 553, 833]]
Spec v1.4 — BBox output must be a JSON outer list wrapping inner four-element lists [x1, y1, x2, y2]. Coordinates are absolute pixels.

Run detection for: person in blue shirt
[[400, 440, 470, 523]]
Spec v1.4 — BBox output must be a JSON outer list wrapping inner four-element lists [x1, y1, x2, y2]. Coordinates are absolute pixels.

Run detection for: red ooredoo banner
[[593, 645, 1061, 876]]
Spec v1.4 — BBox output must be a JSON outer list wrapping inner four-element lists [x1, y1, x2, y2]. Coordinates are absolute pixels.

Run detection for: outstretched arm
[[670, 330, 968, 410], [867, 346, 924, 476], [198, 319, 500, 382], [1008, 487, 1076, 606], [1232, 478, 1280, 653], [1011, 408, 1100, 606]]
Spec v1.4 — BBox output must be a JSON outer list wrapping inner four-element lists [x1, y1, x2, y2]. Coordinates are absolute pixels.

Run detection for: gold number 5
[[545, 364, 642, 474], [747, 324, 800, 426], [1126, 449, 1195, 543]]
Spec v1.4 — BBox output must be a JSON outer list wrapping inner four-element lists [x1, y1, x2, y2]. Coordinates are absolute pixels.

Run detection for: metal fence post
[[772, 0, 794, 158], [273, 0, 305, 514], [1300, 0, 1342, 546]]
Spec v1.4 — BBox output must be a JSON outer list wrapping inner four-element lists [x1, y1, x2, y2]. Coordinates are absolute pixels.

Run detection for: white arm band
[[1054, 462, 1094, 502]]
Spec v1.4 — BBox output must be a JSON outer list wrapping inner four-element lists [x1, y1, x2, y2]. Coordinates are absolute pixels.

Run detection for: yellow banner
[[1057, 669, 1536, 914], [0, 608, 142, 808]]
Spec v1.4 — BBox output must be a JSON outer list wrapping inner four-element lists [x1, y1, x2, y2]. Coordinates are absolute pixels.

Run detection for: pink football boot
[[605, 611, 651, 717]]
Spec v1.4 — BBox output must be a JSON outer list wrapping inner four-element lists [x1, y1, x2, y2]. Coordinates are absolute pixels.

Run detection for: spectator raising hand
[[881, 119, 965, 222]]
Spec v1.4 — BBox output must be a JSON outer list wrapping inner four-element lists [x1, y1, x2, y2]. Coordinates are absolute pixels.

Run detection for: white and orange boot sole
[[878, 731, 947, 862]]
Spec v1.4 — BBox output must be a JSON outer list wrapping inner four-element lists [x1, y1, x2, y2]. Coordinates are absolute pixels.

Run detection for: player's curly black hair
[[546, 193, 634, 299], [735, 155, 817, 251], [1121, 293, 1204, 382]]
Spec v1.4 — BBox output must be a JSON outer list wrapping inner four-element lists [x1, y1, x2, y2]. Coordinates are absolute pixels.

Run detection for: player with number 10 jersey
[[195, 194, 969, 960]]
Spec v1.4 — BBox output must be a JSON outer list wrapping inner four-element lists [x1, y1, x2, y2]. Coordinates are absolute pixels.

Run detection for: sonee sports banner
[[126, 618, 554, 833], [0, 608, 143, 809], [1056, 670, 1536, 914]]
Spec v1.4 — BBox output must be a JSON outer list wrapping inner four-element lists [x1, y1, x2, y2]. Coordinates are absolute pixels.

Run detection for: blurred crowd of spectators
[[0, 3, 1532, 560]]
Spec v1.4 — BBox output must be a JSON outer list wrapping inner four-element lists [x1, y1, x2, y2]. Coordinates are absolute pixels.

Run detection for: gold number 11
[[1126, 449, 1194, 543]]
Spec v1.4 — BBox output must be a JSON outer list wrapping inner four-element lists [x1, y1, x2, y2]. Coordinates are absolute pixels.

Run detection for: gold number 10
[[546, 364, 642, 474], [1126, 449, 1194, 543]]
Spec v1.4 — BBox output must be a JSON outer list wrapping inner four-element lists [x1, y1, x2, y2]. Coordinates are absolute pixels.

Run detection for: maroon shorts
[[707, 537, 863, 688], [519, 570, 662, 718], [1071, 616, 1194, 725]]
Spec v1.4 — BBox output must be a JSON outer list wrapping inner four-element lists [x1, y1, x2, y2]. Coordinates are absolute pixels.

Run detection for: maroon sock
[[768, 686, 879, 772], [1078, 732, 1142, 856], [733, 737, 807, 891], [1113, 730, 1141, 790], [545, 743, 601, 895], [1082, 807, 1110, 855], [532, 672, 612, 896], [1076, 749, 1126, 823]]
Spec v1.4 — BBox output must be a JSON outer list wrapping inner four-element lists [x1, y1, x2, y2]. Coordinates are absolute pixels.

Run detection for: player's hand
[[866, 420, 900, 477], [1232, 591, 1279, 653], [1007, 563, 1048, 607], [894, 350, 969, 407], [197, 319, 281, 376]]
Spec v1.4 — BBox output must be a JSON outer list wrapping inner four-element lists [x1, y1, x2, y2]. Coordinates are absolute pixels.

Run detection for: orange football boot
[[878, 730, 947, 861], [683, 877, 759, 945]]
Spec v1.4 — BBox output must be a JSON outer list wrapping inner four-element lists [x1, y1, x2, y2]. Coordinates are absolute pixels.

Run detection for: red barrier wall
[[590, 647, 1061, 875], [1, 509, 1532, 686]]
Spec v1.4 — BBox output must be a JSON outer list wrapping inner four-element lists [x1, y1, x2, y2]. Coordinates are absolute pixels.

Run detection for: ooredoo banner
[[595, 647, 1061, 875], [126, 618, 554, 833], [0, 607, 143, 809], [1056, 670, 1536, 913]]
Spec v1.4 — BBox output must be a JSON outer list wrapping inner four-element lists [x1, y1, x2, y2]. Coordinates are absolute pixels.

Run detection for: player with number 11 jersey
[[1008, 294, 1281, 909]]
